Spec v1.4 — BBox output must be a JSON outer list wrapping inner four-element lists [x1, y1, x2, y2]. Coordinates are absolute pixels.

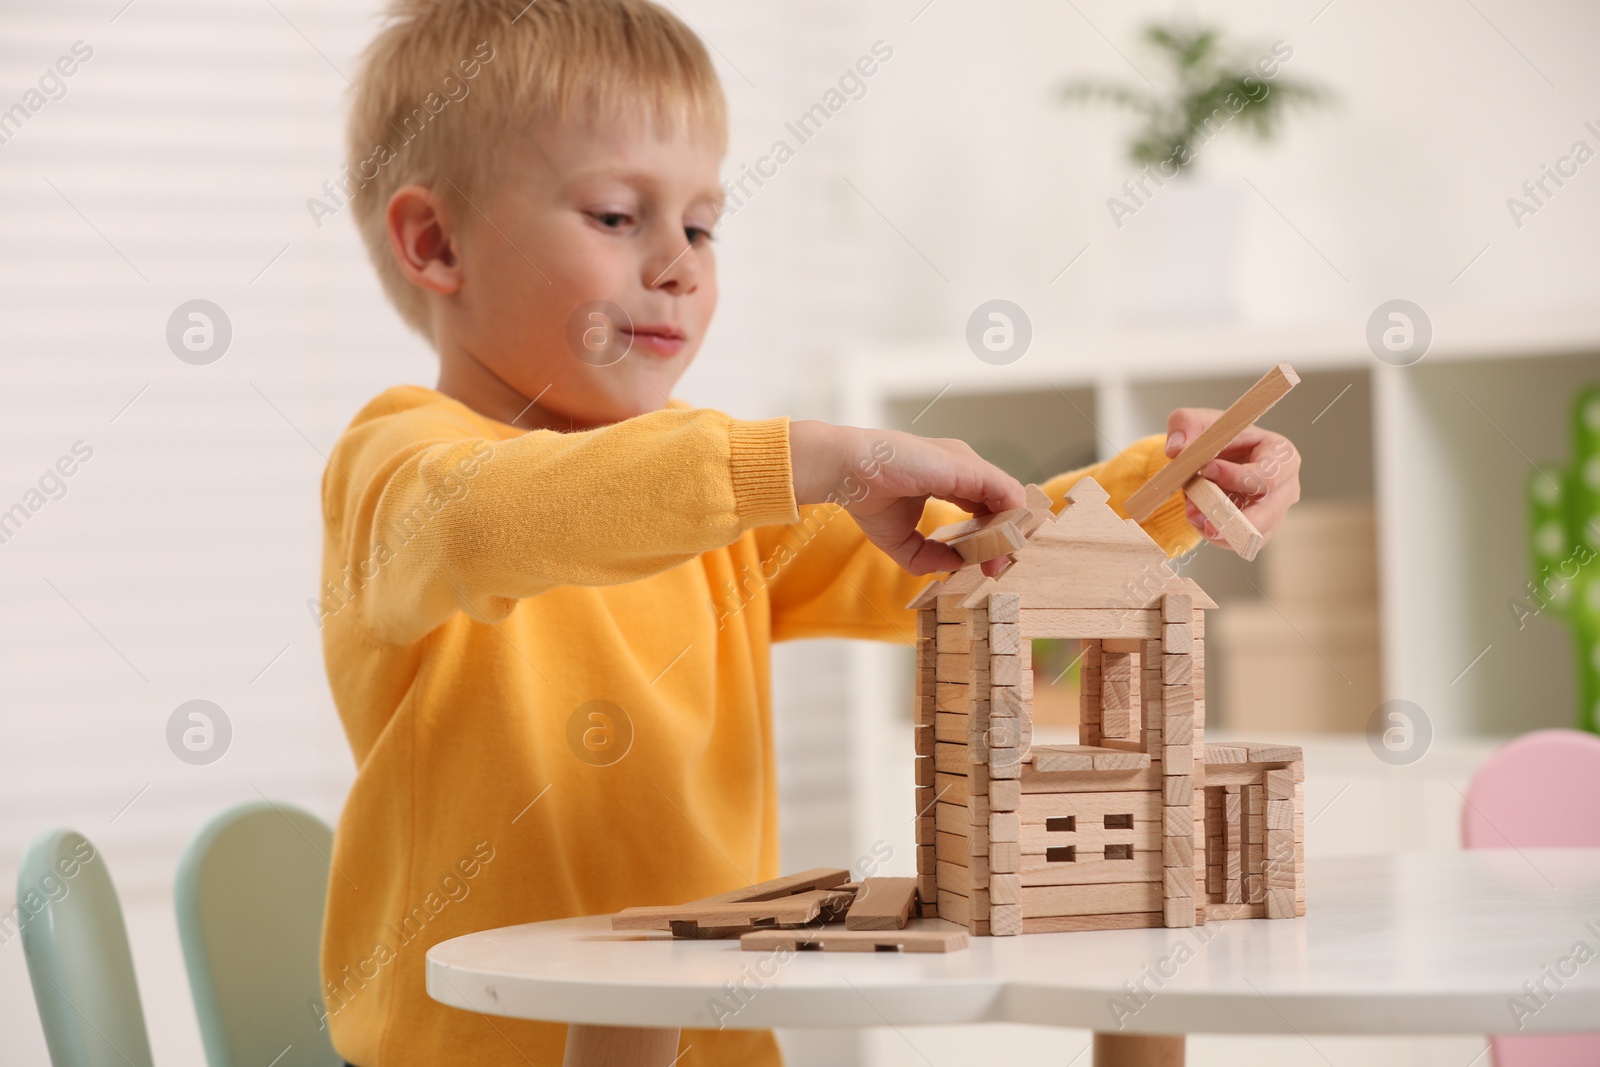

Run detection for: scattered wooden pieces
[[845, 878, 918, 931], [613, 888, 855, 933]]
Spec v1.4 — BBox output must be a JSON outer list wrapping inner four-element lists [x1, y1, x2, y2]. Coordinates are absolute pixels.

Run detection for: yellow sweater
[[316, 385, 1197, 1067]]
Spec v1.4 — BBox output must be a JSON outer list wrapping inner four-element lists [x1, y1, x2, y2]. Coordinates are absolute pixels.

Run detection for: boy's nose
[[644, 236, 699, 295]]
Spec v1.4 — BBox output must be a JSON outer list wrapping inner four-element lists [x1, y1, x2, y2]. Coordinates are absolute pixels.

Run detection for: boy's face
[[444, 114, 724, 429]]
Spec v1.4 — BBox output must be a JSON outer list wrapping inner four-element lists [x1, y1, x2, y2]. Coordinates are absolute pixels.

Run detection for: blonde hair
[[345, 0, 727, 338]]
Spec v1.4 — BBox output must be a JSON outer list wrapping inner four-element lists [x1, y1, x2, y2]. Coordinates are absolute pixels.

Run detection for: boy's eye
[[591, 211, 631, 229], [685, 225, 714, 245]]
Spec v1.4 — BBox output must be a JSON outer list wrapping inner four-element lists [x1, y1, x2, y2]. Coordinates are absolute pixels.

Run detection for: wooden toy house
[[910, 477, 1306, 936]]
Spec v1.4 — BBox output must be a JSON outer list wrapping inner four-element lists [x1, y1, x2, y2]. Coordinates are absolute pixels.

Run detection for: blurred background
[[4, 0, 1600, 1063]]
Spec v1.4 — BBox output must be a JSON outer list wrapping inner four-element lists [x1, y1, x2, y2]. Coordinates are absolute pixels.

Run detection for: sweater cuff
[[729, 416, 800, 529]]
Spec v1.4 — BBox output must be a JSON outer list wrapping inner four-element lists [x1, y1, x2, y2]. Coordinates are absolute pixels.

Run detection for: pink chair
[[1462, 728, 1600, 1065]]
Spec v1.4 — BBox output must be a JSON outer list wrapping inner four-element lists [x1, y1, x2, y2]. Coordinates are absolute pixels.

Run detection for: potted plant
[[1059, 23, 1329, 320]]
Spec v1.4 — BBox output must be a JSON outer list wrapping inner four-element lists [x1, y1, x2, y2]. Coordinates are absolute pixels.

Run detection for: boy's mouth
[[621, 324, 686, 358]]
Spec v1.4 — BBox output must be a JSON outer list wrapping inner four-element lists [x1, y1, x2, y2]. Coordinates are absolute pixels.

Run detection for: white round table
[[428, 850, 1600, 1065]]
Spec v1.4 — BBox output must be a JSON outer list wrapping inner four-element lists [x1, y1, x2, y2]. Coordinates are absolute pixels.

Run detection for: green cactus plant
[[1527, 386, 1600, 734]]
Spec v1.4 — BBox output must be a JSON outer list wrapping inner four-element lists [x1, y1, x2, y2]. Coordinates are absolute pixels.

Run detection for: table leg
[[1093, 1031, 1185, 1067], [562, 1024, 682, 1067]]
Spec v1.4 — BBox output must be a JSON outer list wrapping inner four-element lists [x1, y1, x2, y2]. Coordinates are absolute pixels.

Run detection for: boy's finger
[[1165, 407, 1222, 456], [904, 535, 967, 575], [1199, 457, 1274, 500]]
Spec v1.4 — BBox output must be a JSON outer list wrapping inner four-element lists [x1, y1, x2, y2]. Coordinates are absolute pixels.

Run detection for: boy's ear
[[385, 184, 462, 296]]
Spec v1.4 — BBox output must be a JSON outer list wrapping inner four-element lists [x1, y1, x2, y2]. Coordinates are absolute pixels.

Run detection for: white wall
[[1, 0, 1596, 1064]]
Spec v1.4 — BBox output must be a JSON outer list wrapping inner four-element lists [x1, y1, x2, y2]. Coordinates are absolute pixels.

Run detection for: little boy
[[316, 1, 1303, 1064]]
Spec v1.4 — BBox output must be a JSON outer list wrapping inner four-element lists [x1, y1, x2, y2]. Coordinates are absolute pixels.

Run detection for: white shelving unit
[[831, 306, 1600, 863]]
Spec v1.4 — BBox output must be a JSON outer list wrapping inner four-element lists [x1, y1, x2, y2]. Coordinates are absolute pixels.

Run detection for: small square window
[[1046, 816, 1076, 832], [1104, 813, 1134, 830], [1046, 846, 1076, 863], [1105, 844, 1133, 860]]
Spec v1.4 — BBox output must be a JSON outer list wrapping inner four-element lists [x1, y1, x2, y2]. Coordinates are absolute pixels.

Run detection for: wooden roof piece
[[906, 477, 1216, 612]]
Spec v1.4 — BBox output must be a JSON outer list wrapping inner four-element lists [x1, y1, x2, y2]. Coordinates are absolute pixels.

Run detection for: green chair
[[175, 801, 341, 1067], [18, 828, 155, 1067]]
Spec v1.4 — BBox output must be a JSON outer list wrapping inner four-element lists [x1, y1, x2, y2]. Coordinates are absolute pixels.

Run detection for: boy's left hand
[[1165, 408, 1302, 547]]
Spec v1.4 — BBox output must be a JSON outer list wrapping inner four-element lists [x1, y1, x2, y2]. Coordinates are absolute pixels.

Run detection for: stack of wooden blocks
[[911, 474, 1306, 935]]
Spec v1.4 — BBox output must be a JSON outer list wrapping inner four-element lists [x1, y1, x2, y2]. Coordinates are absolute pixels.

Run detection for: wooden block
[[1162, 775, 1193, 806], [1022, 912, 1161, 934], [934, 771, 969, 805], [1020, 848, 1161, 887], [741, 922, 968, 954], [935, 595, 969, 622], [988, 872, 1021, 905], [988, 622, 1022, 655], [1264, 886, 1295, 919], [990, 811, 1021, 842], [614, 887, 854, 932], [989, 903, 1023, 936], [1161, 707, 1194, 745], [1019, 609, 1161, 639], [936, 683, 969, 713], [1021, 881, 1161, 917], [935, 831, 972, 866], [914, 756, 935, 788], [934, 712, 967, 744], [1029, 747, 1093, 772], [1250, 742, 1304, 765], [946, 519, 1025, 564], [989, 840, 1020, 873], [988, 778, 1020, 812], [1123, 361, 1300, 521], [1161, 654, 1193, 685], [1020, 823, 1156, 854], [1162, 622, 1193, 655], [1162, 745, 1193, 773], [936, 625, 970, 653], [916, 610, 937, 639], [1163, 805, 1194, 837], [846, 878, 918, 931], [1101, 637, 1145, 654], [989, 748, 1021, 779], [935, 801, 976, 839], [1163, 864, 1195, 899], [1266, 799, 1294, 831], [917, 871, 938, 902], [914, 724, 933, 757], [1020, 766, 1161, 793], [936, 652, 972, 681], [990, 654, 1022, 686], [915, 785, 937, 826], [991, 686, 1025, 717], [1163, 896, 1196, 928], [1185, 475, 1265, 562], [988, 591, 1021, 623], [1163, 834, 1193, 868], [1266, 768, 1295, 800], [1092, 749, 1151, 771], [1021, 790, 1163, 821], [934, 743, 970, 775], [686, 868, 852, 907], [1162, 593, 1192, 623]]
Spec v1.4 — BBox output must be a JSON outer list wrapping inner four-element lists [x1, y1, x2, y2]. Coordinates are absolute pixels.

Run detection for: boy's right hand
[[790, 421, 1026, 577]]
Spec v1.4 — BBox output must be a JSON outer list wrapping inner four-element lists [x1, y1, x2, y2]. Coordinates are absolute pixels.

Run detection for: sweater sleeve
[[753, 434, 1202, 644], [321, 402, 799, 645]]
